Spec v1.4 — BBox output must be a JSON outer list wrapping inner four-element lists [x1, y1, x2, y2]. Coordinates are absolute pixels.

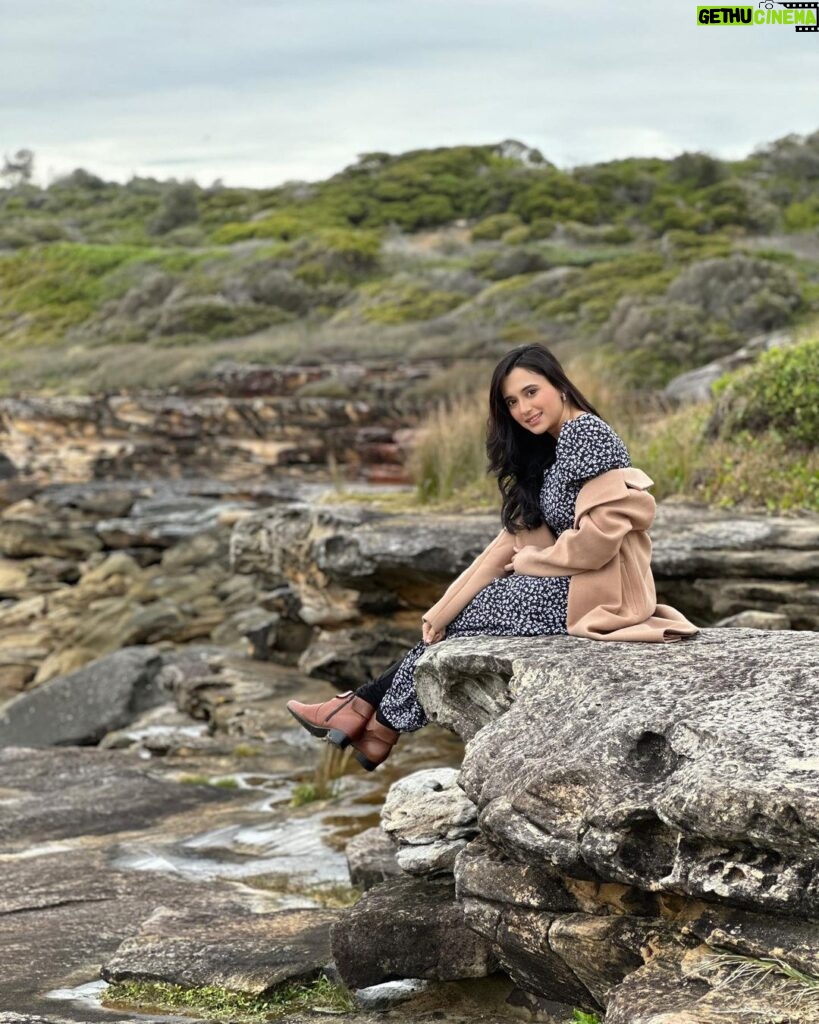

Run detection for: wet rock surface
[[0, 648, 464, 1021], [101, 905, 341, 993]]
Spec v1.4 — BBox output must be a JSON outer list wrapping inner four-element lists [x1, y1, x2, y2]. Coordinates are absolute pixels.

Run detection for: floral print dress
[[377, 414, 631, 732]]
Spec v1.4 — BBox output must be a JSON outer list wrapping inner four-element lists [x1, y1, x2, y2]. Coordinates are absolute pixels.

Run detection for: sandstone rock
[[0, 744, 234, 847], [345, 827, 403, 890], [548, 913, 667, 1007], [330, 876, 494, 989], [0, 517, 101, 559], [29, 646, 99, 688], [714, 609, 791, 629], [683, 902, 819, 976], [462, 903, 591, 1006], [381, 768, 478, 875], [95, 497, 247, 549], [455, 837, 582, 914], [230, 502, 503, 622], [229, 606, 280, 659], [231, 499, 819, 640], [101, 905, 339, 994], [353, 979, 430, 1009], [663, 329, 794, 404], [417, 630, 819, 916], [651, 502, 819, 581], [0, 646, 167, 747], [605, 939, 819, 1024], [98, 701, 214, 754], [298, 627, 416, 687]]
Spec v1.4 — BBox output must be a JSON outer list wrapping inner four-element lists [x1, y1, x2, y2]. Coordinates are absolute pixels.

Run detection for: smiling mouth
[[526, 414, 542, 425]]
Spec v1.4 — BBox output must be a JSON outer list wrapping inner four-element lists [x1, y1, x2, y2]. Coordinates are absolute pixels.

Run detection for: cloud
[[2, 0, 818, 187]]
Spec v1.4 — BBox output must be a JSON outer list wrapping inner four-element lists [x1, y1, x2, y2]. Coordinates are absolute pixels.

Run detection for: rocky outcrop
[[230, 501, 819, 682], [0, 480, 295, 697], [0, 361, 430, 486], [337, 626, 818, 1019], [333, 628, 819, 1021]]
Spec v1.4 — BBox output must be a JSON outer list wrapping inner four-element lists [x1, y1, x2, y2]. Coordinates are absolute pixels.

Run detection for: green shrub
[[602, 224, 634, 244], [709, 336, 819, 446], [783, 198, 819, 231], [149, 182, 200, 236], [668, 151, 725, 189], [501, 225, 531, 245], [360, 280, 466, 324], [471, 213, 523, 241], [212, 213, 305, 244], [293, 228, 382, 280], [528, 217, 556, 239]]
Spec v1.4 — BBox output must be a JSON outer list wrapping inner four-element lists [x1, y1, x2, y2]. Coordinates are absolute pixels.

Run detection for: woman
[[287, 344, 698, 770]]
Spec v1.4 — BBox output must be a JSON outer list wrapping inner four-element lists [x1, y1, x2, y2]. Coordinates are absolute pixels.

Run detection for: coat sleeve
[[423, 519, 558, 633], [511, 488, 655, 577], [422, 527, 516, 633]]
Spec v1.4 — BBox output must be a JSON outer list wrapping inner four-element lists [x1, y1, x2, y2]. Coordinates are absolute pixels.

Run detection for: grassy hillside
[[2, 133, 819, 395]]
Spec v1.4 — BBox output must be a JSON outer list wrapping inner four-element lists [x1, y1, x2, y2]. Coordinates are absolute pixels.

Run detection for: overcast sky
[[3, 0, 819, 188]]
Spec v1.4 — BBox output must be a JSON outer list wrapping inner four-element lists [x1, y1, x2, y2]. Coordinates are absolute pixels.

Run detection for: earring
[[560, 392, 567, 402]]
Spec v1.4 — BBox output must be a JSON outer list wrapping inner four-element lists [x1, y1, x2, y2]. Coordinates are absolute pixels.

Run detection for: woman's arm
[[508, 488, 655, 577], [423, 521, 555, 635]]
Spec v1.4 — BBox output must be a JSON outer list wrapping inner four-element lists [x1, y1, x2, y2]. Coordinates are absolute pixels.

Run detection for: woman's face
[[501, 367, 567, 439]]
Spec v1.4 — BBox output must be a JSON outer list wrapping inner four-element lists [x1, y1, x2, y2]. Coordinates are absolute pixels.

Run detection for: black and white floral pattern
[[377, 414, 631, 732]]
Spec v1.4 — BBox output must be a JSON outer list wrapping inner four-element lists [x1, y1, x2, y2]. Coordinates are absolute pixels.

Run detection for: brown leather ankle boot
[[286, 691, 375, 748], [352, 716, 400, 771]]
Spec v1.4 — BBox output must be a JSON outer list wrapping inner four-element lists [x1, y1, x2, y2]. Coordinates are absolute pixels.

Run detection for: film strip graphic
[[776, 1, 819, 31]]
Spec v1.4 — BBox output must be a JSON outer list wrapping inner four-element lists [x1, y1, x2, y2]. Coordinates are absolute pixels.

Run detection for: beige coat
[[423, 467, 699, 643]]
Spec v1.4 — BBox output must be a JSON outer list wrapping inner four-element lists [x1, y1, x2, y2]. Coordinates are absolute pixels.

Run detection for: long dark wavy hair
[[487, 344, 603, 532]]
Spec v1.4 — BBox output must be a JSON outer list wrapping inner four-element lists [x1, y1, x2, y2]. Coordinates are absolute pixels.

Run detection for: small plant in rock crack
[[701, 950, 819, 1010], [572, 1010, 602, 1024]]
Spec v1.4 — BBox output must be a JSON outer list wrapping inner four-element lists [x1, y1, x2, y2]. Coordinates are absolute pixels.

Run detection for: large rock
[[0, 646, 167, 747], [231, 501, 819, 650], [330, 876, 495, 989], [404, 628, 819, 1018], [381, 768, 478, 875], [418, 630, 819, 916], [663, 329, 794, 404], [345, 827, 403, 890], [101, 905, 339, 994], [604, 937, 819, 1023]]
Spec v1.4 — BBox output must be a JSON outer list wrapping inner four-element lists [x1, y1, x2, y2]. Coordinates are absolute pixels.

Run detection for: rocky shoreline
[[332, 629, 819, 1022], [2, 392, 818, 1022]]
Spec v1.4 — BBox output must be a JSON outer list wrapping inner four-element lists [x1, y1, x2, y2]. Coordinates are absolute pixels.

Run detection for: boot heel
[[354, 751, 378, 772], [326, 728, 351, 749]]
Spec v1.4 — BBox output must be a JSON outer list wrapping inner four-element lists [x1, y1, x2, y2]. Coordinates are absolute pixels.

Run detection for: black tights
[[355, 659, 402, 728]]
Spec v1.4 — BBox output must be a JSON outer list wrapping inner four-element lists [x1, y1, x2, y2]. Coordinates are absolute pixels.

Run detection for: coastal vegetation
[[407, 333, 819, 513], [1, 130, 817, 509]]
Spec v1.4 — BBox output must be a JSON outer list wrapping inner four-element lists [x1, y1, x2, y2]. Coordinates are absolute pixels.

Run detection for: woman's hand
[[504, 545, 542, 573], [422, 618, 446, 645]]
